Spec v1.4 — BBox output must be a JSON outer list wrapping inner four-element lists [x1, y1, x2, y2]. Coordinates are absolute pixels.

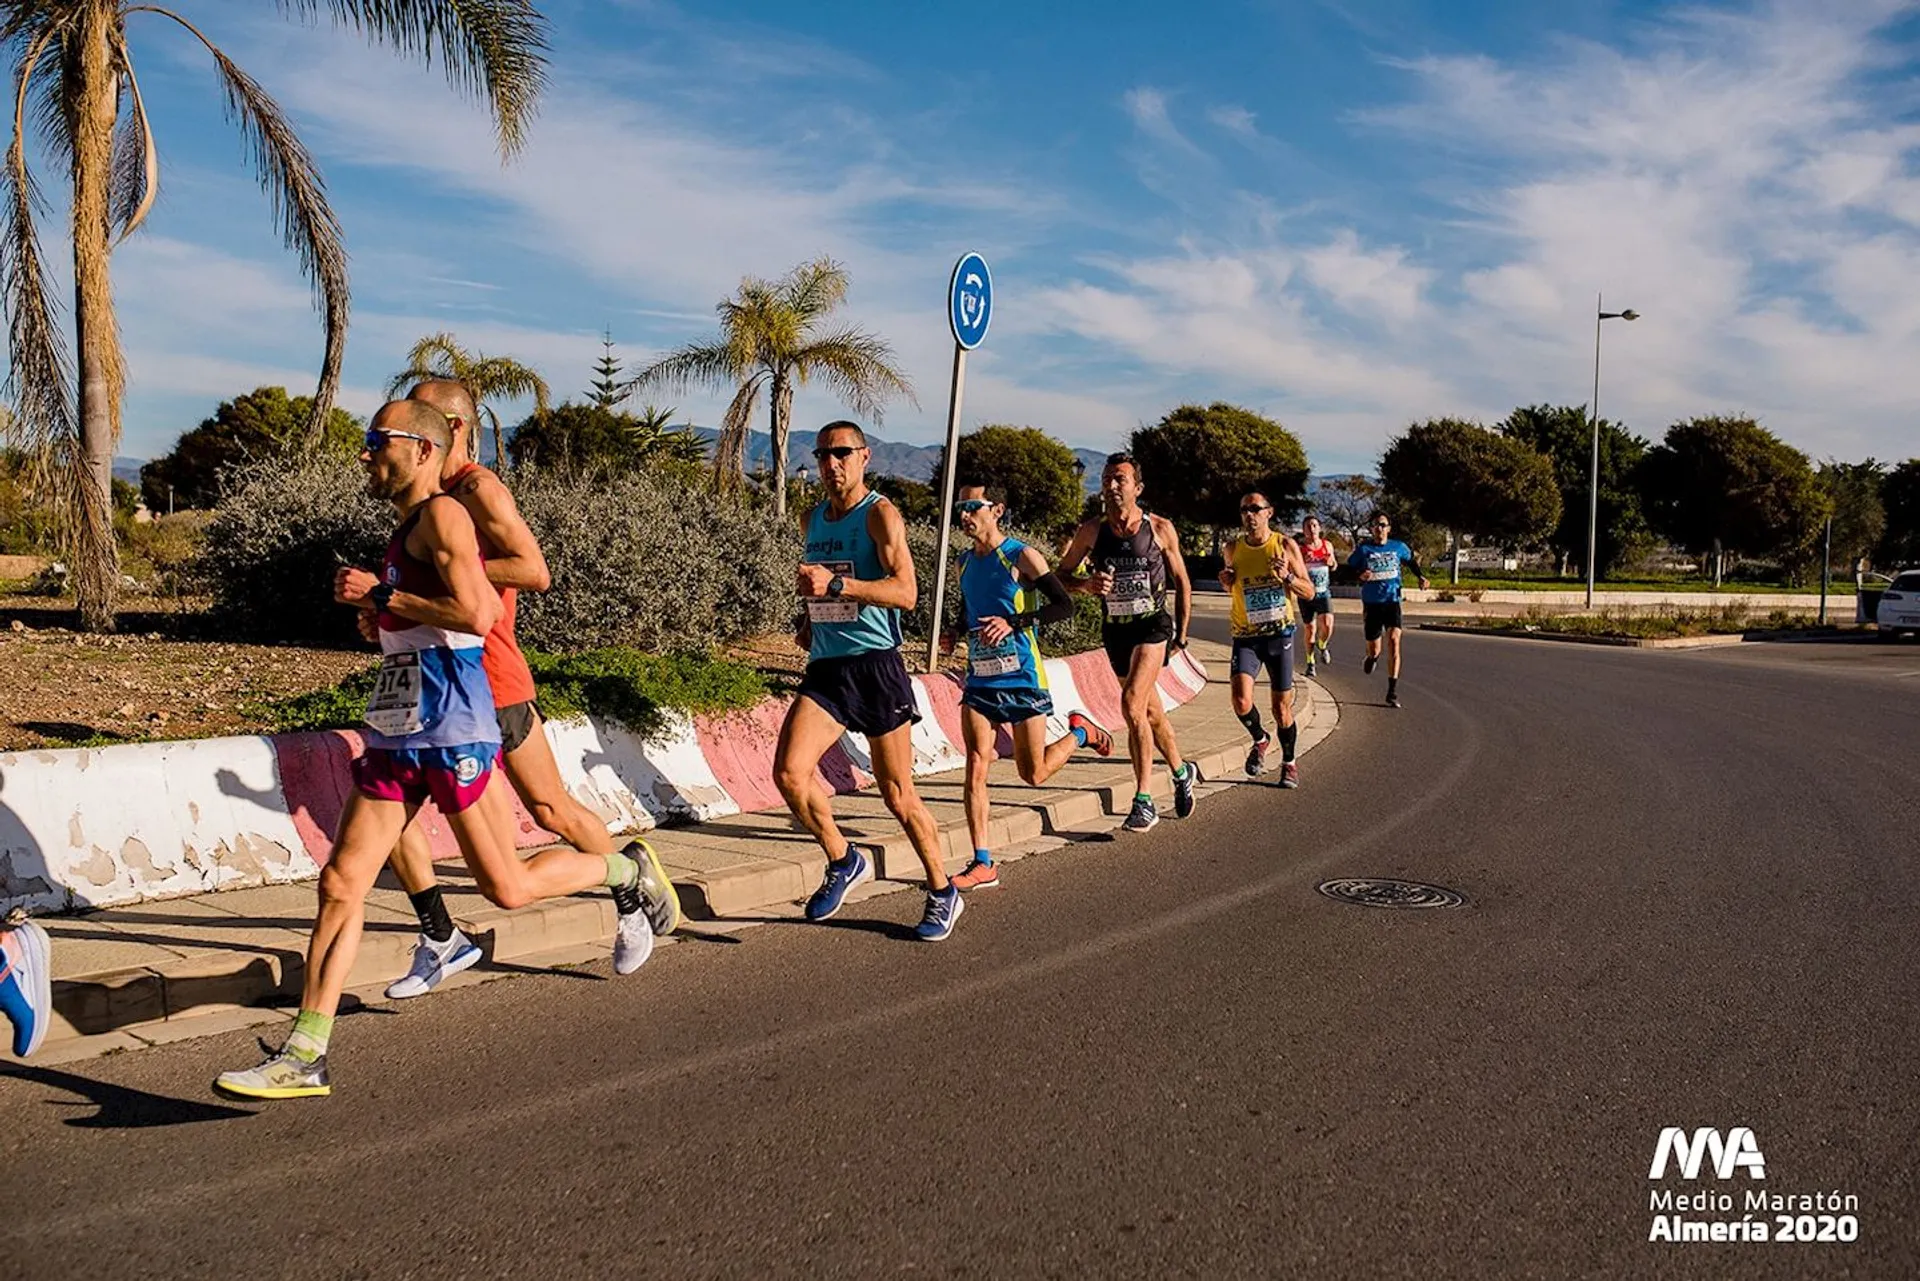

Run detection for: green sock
[[285, 1009, 333, 1064], [602, 853, 638, 889], [1135, 791, 1152, 804]]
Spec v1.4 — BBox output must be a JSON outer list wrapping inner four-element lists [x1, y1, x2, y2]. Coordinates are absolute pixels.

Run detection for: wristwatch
[[368, 583, 395, 612], [827, 575, 846, 598]]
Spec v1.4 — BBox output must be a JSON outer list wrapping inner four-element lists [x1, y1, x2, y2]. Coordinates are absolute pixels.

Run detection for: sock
[[1071, 725, 1089, 746], [974, 848, 993, 867], [1176, 762, 1192, 781], [284, 1009, 333, 1064], [407, 886, 455, 944], [602, 852, 639, 889], [1135, 791, 1152, 805], [1237, 708, 1266, 741], [1388, 677, 1399, 696], [1279, 722, 1298, 762]]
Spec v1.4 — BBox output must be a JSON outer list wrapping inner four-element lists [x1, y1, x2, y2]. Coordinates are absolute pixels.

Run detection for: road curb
[[1416, 623, 1803, 650], [13, 674, 1339, 1063]]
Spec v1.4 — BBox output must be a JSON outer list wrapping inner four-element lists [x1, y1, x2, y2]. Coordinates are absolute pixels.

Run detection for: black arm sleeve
[[1008, 571, 1074, 631]]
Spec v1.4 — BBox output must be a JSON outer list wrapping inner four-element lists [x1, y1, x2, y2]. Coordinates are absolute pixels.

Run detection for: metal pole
[[1586, 293, 1602, 610], [924, 342, 968, 672], [1819, 515, 1832, 625]]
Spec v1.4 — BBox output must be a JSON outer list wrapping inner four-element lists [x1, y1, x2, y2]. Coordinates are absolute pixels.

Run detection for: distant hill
[[697, 427, 1108, 494], [112, 456, 144, 486]]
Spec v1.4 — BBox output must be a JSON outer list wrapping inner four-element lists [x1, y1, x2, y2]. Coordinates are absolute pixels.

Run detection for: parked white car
[[1877, 570, 1920, 639]]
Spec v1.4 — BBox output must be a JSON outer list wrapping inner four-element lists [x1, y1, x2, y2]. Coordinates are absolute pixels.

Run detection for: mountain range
[[704, 427, 1110, 494]]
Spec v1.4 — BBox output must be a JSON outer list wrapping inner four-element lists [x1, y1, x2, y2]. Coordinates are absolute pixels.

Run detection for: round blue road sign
[[949, 252, 992, 350]]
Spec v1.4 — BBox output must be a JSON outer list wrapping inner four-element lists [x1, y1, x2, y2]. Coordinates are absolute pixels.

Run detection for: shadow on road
[[1, 1064, 253, 1129]]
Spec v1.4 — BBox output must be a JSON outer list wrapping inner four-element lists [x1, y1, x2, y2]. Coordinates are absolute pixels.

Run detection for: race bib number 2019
[[365, 651, 424, 737]]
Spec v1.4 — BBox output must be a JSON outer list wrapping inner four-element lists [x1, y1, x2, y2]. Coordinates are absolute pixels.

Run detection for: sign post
[[925, 252, 992, 672]]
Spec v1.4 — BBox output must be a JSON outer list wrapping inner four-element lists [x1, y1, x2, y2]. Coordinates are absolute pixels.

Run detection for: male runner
[[942, 483, 1113, 891], [1347, 511, 1430, 709], [215, 402, 661, 1099], [372, 379, 676, 999], [0, 913, 51, 1059], [1296, 514, 1338, 677], [1059, 452, 1197, 833], [1219, 493, 1314, 785], [778, 422, 961, 941]]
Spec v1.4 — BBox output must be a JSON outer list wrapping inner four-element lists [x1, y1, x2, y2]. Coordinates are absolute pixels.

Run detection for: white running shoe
[[613, 906, 655, 975], [385, 930, 482, 1000]]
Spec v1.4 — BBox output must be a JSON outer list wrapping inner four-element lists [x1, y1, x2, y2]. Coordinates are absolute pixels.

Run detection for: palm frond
[[623, 339, 743, 400], [780, 255, 848, 323], [136, 8, 349, 445], [274, 0, 549, 156], [789, 327, 918, 419], [711, 373, 764, 494], [464, 353, 549, 412], [1, 18, 75, 473], [108, 35, 158, 244], [386, 330, 467, 394]]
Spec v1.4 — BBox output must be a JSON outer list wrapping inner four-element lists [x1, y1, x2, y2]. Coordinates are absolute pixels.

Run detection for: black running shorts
[[1362, 600, 1404, 641], [798, 649, 921, 738]]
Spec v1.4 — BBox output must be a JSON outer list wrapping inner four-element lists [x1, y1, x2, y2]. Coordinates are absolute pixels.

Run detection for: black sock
[[408, 886, 455, 943], [1387, 676, 1399, 695], [1237, 708, 1266, 741], [1279, 721, 1298, 761]]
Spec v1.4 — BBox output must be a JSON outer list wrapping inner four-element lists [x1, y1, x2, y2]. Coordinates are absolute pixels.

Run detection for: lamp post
[[1586, 294, 1639, 608]]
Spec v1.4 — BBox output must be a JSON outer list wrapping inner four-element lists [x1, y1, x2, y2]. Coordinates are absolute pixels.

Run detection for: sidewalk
[[7, 639, 1338, 1064]]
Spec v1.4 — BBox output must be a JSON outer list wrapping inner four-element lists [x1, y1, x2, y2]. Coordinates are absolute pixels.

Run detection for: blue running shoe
[[805, 846, 873, 921], [915, 886, 965, 942], [0, 918, 53, 1059], [1122, 795, 1159, 832]]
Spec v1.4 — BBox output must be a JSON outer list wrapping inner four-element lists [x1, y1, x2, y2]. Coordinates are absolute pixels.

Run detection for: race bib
[[968, 629, 1021, 678], [1367, 551, 1400, 578], [1307, 564, 1330, 593], [1245, 583, 1291, 628], [365, 651, 425, 737], [1104, 569, 1156, 618], [805, 560, 858, 624]]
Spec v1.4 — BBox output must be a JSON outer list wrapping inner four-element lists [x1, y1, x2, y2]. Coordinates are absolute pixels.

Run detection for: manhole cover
[[1317, 878, 1466, 909]]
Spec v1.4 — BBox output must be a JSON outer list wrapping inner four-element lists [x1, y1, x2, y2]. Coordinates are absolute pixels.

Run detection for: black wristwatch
[[368, 583, 395, 612], [827, 575, 846, 598]]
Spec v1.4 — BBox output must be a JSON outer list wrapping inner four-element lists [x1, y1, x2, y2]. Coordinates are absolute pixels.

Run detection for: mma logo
[[1648, 1128, 1766, 1181]]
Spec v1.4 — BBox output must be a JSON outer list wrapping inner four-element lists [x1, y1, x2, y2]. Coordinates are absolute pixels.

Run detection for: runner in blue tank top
[[1345, 510, 1430, 709], [782, 421, 962, 942], [939, 483, 1114, 892], [217, 401, 657, 1100]]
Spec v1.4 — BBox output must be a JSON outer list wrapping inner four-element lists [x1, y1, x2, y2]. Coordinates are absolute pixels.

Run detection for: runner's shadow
[[1, 1065, 253, 1129], [783, 916, 919, 942]]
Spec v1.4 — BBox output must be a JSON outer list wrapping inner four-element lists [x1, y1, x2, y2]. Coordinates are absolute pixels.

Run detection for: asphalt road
[[4, 609, 1917, 1280]]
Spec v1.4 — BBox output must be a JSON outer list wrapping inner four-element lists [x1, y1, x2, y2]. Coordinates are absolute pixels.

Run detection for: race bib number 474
[[365, 651, 425, 737]]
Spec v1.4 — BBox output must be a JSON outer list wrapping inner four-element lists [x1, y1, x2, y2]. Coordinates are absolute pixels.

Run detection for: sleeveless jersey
[[363, 497, 500, 751], [1299, 537, 1337, 598], [1092, 516, 1165, 623], [444, 463, 537, 708], [1227, 532, 1296, 638], [804, 491, 901, 659], [958, 537, 1048, 692]]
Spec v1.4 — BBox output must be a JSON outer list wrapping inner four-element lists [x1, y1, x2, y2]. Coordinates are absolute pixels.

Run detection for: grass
[[252, 647, 770, 743], [1446, 603, 1835, 640], [1424, 571, 1854, 595]]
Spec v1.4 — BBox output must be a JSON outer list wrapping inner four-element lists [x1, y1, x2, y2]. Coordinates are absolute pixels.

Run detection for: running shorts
[[798, 649, 920, 738], [1298, 593, 1333, 619], [1102, 612, 1175, 678], [352, 744, 497, 814], [1230, 632, 1294, 690], [496, 700, 539, 755], [961, 685, 1055, 726], [1362, 600, 1404, 640]]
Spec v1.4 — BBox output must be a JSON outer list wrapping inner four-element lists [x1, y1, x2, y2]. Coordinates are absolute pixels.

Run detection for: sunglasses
[[955, 499, 992, 515], [812, 445, 863, 461], [364, 428, 435, 451], [1371, 521, 1391, 529], [1240, 504, 1270, 514]]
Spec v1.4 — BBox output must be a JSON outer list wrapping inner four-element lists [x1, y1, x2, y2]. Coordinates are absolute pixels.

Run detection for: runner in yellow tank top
[[1218, 492, 1315, 786]]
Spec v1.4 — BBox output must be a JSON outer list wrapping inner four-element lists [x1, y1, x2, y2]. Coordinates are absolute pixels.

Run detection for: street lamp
[[1586, 294, 1640, 608]]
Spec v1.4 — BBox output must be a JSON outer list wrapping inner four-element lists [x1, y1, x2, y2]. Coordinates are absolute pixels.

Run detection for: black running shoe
[[1172, 762, 1198, 818], [1363, 654, 1379, 675], [1386, 690, 1402, 708]]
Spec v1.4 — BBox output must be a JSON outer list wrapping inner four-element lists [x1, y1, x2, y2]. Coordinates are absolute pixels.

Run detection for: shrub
[[120, 511, 212, 596]]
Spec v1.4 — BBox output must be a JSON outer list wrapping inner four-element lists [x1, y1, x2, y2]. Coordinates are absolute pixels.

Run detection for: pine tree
[[590, 330, 623, 408]]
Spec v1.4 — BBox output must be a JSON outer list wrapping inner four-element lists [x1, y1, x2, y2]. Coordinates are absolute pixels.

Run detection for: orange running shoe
[[1068, 711, 1113, 758], [951, 859, 1001, 891]]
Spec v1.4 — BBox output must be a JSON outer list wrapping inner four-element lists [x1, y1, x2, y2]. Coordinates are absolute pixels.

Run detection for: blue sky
[[50, 0, 1920, 473]]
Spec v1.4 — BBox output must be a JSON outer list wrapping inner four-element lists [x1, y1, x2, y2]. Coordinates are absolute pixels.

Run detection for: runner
[[1219, 493, 1313, 785], [1296, 514, 1338, 677], [943, 483, 1113, 892], [1347, 511, 1430, 709], [779, 422, 961, 941], [374, 379, 676, 1000], [0, 913, 52, 1059], [215, 401, 664, 1099], [1059, 452, 1198, 833]]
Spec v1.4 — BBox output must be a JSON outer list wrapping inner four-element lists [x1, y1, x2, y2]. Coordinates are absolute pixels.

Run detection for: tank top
[[443, 463, 538, 708], [958, 537, 1048, 692], [1092, 514, 1165, 623], [1299, 536, 1336, 598], [804, 490, 902, 659], [1227, 532, 1297, 638], [363, 496, 500, 750]]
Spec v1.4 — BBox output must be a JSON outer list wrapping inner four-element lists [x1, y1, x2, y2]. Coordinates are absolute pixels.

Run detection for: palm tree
[[1, 2, 549, 631], [624, 403, 705, 468], [387, 331, 551, 467], [624, 257, 915, 518]]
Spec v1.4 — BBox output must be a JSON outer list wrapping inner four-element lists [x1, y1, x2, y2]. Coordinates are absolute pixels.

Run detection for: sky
[[30, 0, 1920, 474]]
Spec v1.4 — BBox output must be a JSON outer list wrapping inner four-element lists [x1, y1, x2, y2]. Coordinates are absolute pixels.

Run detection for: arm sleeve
[[1009, 571, 1074, 630]]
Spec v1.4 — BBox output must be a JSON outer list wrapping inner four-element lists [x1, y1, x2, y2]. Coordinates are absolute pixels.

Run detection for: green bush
[[253, 647, 767, 744]]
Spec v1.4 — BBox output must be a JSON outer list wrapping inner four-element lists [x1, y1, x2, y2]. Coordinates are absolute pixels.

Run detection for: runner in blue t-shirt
[[1345, 511, 1429, 708]]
